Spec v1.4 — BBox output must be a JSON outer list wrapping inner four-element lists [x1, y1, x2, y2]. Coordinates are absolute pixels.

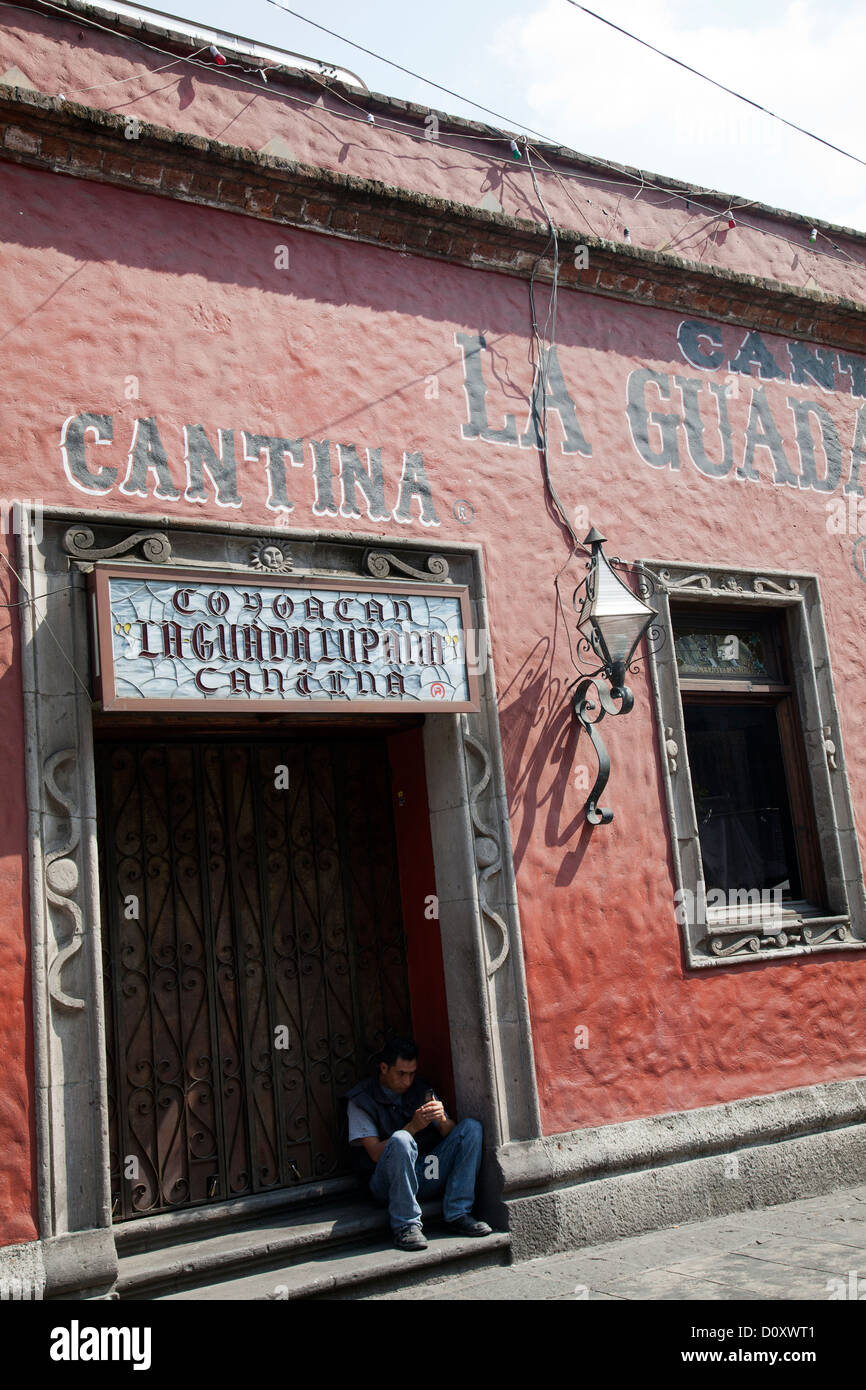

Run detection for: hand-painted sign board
[[90, 565, 481, 713]]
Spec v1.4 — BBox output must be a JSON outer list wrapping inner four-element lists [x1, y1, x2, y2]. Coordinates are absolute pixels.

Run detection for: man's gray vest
[[343, 1074, 439, 1180]]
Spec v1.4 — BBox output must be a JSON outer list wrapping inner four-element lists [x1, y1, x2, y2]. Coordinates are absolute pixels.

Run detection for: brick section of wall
[[1, 84, 864, 349]]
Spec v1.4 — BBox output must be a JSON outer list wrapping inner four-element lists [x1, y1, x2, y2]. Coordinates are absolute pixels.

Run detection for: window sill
[[696, 910, 856, 964]]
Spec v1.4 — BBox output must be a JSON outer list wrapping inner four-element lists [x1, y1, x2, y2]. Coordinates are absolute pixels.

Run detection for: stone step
[[153, 1229, 512, 1300], [117, 1192, 509, 1299], [114, 1177, 358, 1257], [116, 1195, 393, 1297]]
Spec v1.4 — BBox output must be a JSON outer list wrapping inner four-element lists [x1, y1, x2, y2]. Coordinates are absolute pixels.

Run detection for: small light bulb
[[509, 139, 522, 160], [623, 227, 631, 241], [727, 214, 736, 229], [367, 112, 375, 124], [208, 44, 227, 65], [809, 227, 818, 243]]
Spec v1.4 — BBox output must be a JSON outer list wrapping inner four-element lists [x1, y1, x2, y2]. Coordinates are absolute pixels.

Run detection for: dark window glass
[[683, 702, 802, 897]]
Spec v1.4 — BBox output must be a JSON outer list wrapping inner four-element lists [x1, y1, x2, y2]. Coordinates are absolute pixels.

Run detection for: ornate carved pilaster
[[19, 512, 114, 1252], [461, 716, 509, 977], [43, 750, 86, 1013]]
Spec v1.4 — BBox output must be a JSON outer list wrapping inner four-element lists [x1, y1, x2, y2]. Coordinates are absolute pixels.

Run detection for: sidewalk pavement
[[362, 1183, 866, 1300]]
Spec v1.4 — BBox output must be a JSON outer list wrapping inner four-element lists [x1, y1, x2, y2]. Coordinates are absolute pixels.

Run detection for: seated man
[[344, 1035, 492, 1252]]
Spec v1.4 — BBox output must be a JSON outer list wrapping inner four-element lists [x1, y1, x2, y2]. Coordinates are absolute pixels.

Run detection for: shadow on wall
[[498, 624, 596, 888], [496, 584, 691, 980]]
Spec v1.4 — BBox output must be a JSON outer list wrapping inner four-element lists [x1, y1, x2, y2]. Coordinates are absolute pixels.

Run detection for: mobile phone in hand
[[424, 1088, 435, 1102]]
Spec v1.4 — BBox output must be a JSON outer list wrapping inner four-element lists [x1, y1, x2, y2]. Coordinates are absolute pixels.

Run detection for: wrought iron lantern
[[572, 528, 656, 826]]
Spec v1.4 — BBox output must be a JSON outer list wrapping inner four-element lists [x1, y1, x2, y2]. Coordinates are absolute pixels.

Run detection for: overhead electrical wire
[[260, 3, 864, 266], [64, 45, 209, 96], [564, 2, 866, 172], [523, 142, 860, 268], [263, 0, 558, 142], [13, 0, 862, 273], [9, 0, 861, 660], [19, 2, 532, 145]]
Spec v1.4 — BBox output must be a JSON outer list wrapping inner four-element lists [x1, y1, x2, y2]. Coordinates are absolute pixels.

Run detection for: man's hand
[[405, 1101, 440, 1135]]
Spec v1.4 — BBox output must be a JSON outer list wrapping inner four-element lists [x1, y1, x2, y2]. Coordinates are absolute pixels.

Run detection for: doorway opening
[[95, 724, 444, 1221]]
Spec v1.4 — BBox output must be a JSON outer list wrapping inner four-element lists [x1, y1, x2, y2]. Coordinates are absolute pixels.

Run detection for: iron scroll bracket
[[573, 677, 634, 825]]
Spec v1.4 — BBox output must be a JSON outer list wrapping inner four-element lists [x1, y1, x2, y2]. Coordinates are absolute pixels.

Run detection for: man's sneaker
[[446, 1214, 493, 1237], [394, 1223, 428, 1251]]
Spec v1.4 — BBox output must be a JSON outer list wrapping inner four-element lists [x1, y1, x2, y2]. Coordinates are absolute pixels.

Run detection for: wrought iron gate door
[[96, 737, 412, 1220]]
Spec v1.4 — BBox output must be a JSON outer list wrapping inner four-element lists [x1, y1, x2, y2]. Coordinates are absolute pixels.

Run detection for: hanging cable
[[525, 143, 865, 272], [5, 0, 858, 294], [14, 0, 861, 271], [0, 550, 92, 696], [263, 0, 558, 142], [564, 2, 866, 171], [60, 45, 209, 96], [0, 579, 76, 607], [263, 0, 866, 250]]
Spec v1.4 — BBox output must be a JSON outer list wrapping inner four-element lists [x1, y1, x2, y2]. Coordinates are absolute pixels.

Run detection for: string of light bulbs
[[259, 2, 866, 273], [260, 2, 866, 271], [524, 143, 862, 272], [13, 0, 864, 279]]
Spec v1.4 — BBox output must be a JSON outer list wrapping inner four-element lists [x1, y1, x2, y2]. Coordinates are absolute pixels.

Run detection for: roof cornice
[[1, 84, 864, 349], [9, 0, 866, 246]]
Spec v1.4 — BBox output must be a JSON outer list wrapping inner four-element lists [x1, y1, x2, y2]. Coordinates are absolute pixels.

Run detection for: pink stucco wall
[[1, 11, 866, 1240]]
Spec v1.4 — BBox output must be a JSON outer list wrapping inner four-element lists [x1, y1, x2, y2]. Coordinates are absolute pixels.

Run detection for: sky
[[137, 0, 866, 232]]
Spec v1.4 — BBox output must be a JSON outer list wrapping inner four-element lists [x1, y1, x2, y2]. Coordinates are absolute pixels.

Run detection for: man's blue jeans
[[369, 1118, 483, 1231]]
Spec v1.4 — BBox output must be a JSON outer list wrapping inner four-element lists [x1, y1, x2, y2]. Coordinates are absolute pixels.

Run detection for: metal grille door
[[97, 738, 411, 1220]]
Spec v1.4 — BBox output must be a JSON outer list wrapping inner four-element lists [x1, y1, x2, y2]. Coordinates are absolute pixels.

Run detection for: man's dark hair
[[379, 1035, 418, 1066]]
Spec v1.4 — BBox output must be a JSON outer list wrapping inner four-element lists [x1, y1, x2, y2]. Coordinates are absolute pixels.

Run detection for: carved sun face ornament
[[250, 539, 293, 573]]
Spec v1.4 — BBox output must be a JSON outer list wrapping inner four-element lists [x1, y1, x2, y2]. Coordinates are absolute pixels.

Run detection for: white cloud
[[492, 0, 866, 230]]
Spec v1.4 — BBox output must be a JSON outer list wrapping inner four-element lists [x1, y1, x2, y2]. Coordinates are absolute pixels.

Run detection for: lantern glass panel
[[583, 552, 654, 668]]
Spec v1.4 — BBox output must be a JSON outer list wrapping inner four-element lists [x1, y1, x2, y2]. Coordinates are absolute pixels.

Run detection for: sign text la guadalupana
[[91, 568, 480, 713]]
